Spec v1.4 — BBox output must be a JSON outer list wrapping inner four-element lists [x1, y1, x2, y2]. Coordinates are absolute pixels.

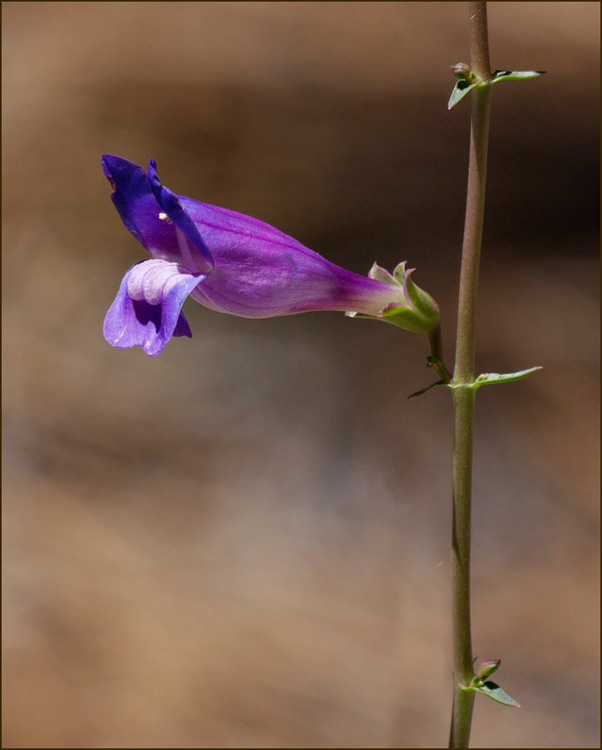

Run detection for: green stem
[[449, 3, 492, 748], [449, 386, 476, 748]]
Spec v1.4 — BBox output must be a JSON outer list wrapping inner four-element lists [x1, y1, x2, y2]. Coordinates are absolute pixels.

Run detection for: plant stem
[[449, 3, 492, 748]]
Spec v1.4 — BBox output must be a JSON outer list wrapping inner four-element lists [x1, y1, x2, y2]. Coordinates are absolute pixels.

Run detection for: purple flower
[[102, 156, 439, 356]]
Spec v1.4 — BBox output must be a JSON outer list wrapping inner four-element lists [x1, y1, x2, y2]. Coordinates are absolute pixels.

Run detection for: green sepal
[[346, 306, 432, 334], [367, 263, 398, 285], [491, 70, 545, 84], [348, 262, 440, 335], [379, 305, 437, 335], [466, 680, 521, 708], [393, 263, 440, 333], [448, 80, 479, 110]]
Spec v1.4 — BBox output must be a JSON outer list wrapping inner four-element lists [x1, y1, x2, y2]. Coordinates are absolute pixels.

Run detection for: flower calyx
[[347, 261, 440, 336]]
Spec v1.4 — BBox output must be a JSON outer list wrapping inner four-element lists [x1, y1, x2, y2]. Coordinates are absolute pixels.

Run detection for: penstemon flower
[[102, 155, 439, 356]]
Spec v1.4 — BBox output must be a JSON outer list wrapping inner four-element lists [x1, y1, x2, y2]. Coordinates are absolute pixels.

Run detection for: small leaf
[[469, 680, 521, 708], [448, 80, 479, 110], [472, 366, 542, 389], [491, 70, 545, 84]]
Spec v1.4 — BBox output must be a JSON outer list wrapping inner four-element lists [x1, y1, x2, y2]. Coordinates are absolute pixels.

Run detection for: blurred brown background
[[2, 2, 599, 748]]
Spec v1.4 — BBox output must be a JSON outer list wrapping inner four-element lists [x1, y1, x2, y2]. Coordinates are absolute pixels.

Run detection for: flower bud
[[475, 659, 502, 682], [451, 62, 476, 82]]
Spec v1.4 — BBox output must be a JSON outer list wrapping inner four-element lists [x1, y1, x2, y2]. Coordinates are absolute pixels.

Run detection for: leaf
[[450, 71, 544, 109], [491, 70, 546, 84], [472, 366, 542, 389], [469, 680, 521, 708], [448, 80, 479, 110]]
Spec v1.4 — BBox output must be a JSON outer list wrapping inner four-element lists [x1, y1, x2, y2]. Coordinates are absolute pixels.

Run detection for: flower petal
[[101, 155, 170, 253], [148, 159, 214, 274], [103, 259, 205, 356], [187, 229, 407, 318], [101, 155, 212, 272]]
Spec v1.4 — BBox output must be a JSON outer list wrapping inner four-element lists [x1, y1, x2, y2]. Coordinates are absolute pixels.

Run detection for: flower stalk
[[449, 2, 492, 748], [429, 323, 452, 383]]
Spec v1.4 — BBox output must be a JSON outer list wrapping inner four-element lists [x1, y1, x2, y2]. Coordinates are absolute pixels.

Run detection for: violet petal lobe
[[101, 155, 212, 269], [103, 259, 205, 357], [101, 155, 167, 251], [148, 159, 214, 274]]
